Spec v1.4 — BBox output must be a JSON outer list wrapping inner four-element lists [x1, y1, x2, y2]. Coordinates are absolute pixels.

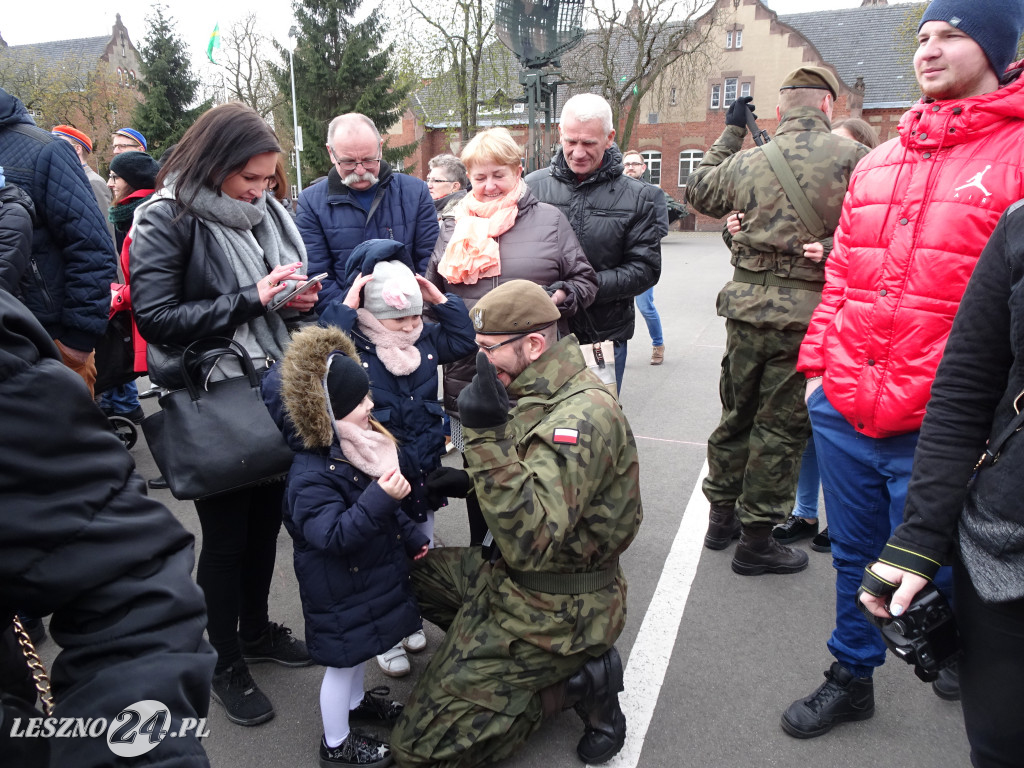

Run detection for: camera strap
[[758, 141, 827, 240], [972, 386, 1024, 477]]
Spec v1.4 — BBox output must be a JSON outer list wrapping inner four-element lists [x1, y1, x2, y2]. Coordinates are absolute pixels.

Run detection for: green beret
[[470, 280, 560, 335], [779, 66, 839, 100]]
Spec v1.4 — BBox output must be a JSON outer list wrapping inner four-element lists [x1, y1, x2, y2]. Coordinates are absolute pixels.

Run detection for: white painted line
[[595, 460, 709, 768], [634, 435, 708, 447]]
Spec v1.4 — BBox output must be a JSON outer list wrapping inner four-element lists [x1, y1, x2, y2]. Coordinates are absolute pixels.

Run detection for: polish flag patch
[[552, 428, 579, 445]]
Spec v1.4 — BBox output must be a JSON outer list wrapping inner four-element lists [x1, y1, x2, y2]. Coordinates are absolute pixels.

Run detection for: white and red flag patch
[[552, 428, 579, 445]]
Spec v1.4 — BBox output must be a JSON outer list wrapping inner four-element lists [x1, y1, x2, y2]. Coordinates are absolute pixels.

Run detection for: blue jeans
[[793, 433, 821, 519], [613, 340, 627, 393], [635, 288, 663, 347], [99, 380, 140, 414], [808, 388, 951, 677]]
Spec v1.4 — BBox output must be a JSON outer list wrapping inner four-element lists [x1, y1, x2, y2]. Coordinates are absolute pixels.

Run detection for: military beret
[[51, 125, 93, 153], [470, 280, 560, 335], [779, 66, 839, 100]]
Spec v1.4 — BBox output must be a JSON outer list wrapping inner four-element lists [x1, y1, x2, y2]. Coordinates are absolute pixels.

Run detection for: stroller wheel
[[108, 414, 138, 450]]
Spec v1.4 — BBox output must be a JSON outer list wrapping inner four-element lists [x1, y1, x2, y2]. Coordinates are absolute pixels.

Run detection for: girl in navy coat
[[319, 240, 476, 676], [276, 324, 429, 767]]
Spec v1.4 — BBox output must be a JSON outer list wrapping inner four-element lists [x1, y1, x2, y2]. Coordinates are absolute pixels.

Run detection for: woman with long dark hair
[[130, 102, 319, 728]]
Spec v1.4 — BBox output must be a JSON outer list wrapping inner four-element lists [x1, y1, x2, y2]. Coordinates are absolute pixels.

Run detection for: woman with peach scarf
[[425, 126, 597, 543]]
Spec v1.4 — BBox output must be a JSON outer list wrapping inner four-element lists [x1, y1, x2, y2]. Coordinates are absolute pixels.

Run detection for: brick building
[[388, 0, 925, 231]]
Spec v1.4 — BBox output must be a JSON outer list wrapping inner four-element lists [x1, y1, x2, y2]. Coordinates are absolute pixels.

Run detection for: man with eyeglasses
[[391, 279, 641, 768], [296, 113, 438, 307], [111, 127, 147, 155]]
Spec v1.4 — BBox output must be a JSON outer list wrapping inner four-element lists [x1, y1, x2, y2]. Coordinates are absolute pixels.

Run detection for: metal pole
[[288, 45, 303, 193]]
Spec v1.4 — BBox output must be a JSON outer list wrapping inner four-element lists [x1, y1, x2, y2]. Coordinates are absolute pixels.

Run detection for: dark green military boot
[[732, 524, 809, 575], [564, 646, 626, 764], [704, 504, 741, 550]]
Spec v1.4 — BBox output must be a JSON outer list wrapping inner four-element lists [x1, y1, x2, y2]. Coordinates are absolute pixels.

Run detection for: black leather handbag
[[141, 338, 293, 500]]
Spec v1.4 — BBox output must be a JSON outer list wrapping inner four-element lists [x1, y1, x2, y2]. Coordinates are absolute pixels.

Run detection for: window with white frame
[[641, 151, 662, 186], [710, 84, 721, 109], [724, 78, 738, 107], [726, 31, 733, 49], [740, 82, 751, 99], [678, 150, 704, 187], [735, 29, 743, 48]]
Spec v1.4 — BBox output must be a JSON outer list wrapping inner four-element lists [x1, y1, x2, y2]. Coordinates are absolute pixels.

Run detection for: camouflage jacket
[[463, 336, 642, 654], [687, 107, 868, 330]]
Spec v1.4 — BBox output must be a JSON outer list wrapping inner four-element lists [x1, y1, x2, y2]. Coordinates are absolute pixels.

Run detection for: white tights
[[320, 663, 366, 748]]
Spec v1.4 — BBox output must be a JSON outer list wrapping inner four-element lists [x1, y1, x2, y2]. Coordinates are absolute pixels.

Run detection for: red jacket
[[110, 187, 154, 373], [799, 65, 1024, 438]]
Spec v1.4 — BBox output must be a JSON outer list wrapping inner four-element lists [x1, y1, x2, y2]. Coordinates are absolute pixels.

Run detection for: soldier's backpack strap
[[758, 140, 827, 240]]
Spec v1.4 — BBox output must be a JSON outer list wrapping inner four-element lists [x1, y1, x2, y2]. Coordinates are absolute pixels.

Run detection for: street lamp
[[287, 25, 303, 194]]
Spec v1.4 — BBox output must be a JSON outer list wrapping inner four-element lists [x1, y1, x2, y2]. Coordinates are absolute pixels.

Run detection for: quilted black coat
[[526, 144, 662, 343], [0, 88, 117, 351]]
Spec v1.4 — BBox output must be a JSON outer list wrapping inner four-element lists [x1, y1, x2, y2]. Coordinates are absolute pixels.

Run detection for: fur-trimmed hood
[[280, 324, 362, 450]]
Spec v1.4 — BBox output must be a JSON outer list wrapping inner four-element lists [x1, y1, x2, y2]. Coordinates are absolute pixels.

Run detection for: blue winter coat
[[295, 162, 439, 306], [318, 294, 477, 522], [262, 327, 429, 669], [0, 88, 117, 350]]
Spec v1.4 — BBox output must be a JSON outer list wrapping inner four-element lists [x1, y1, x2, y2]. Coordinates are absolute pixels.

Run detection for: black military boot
[[564, 646, 627, 764], [781, 662, 874, 738], [731, 524, 809, 575], [704, 504, 741, 550]]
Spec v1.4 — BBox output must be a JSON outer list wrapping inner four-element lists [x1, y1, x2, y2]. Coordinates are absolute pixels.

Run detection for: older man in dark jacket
[[0, 87, 117, 396], [526, 93, 662, 391]]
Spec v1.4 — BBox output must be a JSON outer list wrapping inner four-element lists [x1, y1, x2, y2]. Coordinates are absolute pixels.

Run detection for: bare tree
[[393, 0, 509, 143], [567, 0, 719, 150], [221, 13, 286, 120]]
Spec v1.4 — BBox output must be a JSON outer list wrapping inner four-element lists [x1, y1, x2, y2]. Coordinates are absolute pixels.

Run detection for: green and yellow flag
[[207, 23, 221, 64]]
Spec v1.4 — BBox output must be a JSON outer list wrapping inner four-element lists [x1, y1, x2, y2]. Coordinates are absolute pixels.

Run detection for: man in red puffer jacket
[[784, 0, 1024, 740]]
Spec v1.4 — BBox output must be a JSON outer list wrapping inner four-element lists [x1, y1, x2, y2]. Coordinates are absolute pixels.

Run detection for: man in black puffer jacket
[[526, 93, 662, 392], [0, 87, 117, 397]]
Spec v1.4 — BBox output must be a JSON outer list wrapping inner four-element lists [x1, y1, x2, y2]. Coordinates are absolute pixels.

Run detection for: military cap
[[470, 280, 560, 335], [779, 66, 839, 100]]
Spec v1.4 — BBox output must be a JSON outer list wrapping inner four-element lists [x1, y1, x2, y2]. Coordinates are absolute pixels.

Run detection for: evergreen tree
[[274, 0, 412, 183], [133, 5, 211, 157]]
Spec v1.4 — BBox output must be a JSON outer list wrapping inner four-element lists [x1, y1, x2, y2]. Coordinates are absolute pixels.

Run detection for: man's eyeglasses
[[112, 143, 138, 152], [426, 177, 454, 185], [623, 161, 644, 167], [329, 146, 381, 174], [476, 323, 553, 353]]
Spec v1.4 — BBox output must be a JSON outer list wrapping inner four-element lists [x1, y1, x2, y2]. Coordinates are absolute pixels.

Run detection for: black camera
[[857, 583, 961, 682]]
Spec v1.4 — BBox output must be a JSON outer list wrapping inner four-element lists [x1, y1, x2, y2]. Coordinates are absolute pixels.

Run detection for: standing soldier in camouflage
[[685, 66, 868, 576], [390, 280, 642, 767]]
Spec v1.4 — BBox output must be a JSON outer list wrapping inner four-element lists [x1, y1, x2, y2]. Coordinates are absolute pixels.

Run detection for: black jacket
[[0, 289, 214, 767], [525, 144, 662, 343], [889, 200, 1024, 602], [0, 184, 33, 293], [0, 88, 117, 351]]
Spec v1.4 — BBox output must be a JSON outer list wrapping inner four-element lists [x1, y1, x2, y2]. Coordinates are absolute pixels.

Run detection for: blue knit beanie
[[920, 0, 1024, 77]]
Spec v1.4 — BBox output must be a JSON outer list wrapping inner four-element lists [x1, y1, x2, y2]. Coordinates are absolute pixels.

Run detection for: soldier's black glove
[[426, 467, 472, 507], [725, 96, 755, 129], [457, 351, 510, 429]]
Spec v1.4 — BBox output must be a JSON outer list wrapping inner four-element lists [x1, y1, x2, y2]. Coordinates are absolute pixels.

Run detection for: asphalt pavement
[[64, 232, 970, 767]]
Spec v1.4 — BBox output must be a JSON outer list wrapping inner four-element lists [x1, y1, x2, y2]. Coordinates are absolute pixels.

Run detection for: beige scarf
[[437, 178, 524, 285], [356, 308, 422, 376], [335, 421, 399, 479]]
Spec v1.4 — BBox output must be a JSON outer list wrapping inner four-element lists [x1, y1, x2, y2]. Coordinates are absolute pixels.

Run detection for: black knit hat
[[326, 352, 369, 419], [920, 0, 1024, 77], [110, 151, 161, 192]]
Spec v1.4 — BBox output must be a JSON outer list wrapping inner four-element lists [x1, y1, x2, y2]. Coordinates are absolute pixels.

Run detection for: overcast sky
[[1, 0, 921, 68]]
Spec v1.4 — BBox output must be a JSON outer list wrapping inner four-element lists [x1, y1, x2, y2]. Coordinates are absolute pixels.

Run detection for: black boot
[[704, 504, 741, 550], [732, 524, 809, 575], [564, 647, 627, 764], [781, 662, 874, 738]]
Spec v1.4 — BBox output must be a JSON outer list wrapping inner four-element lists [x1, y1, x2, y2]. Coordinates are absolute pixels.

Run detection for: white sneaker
[[401, 629, 427, 653], [376, 644, 410, 677]]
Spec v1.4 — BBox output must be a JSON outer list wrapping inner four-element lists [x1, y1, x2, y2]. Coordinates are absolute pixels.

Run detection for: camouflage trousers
[[702, 319, 811, 526], [390, 547, 598, 768]]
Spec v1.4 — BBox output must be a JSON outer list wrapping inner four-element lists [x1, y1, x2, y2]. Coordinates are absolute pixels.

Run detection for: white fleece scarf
[[335, 420, 399, 479], [356, 308, 422, 376]]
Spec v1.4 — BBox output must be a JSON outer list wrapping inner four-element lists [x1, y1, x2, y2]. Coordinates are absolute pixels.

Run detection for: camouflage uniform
[[686, 107, 867, 526], [390, 336, 642, 768]]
